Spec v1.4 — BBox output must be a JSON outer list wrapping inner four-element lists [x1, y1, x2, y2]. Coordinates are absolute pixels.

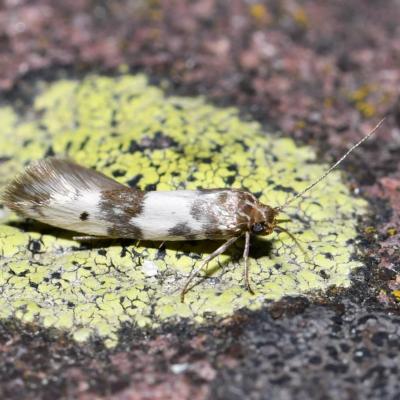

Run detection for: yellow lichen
[[348, 85, 378, 117], [392, 290, 400, 301], [0, 74, 368, 346], [386, 227, 397, 237], [249, 3, 271, 24]]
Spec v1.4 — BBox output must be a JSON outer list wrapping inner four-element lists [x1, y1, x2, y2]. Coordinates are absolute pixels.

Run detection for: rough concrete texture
[[0, 0, 399, 399]]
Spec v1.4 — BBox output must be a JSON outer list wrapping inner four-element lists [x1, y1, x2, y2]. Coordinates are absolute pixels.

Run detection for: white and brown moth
[[1, 119, 385, 301]]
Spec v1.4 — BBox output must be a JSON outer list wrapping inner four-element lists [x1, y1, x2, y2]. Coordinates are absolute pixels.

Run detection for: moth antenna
[[276, 117, 386, 212]]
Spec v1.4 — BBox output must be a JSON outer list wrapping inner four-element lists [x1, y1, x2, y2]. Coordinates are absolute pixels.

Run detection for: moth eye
[[252, 223, 264, 234]]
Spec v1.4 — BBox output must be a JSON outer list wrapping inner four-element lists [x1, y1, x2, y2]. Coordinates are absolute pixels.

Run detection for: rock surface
[[0, 1, 399, 399]]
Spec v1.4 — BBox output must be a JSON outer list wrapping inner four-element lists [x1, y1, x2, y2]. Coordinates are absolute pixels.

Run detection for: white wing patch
[[42, 188, 107, 235], [130, 191, 204, 240]]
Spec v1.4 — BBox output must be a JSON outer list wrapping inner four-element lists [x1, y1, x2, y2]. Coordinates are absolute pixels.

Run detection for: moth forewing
[[2, 158, 125, 237]]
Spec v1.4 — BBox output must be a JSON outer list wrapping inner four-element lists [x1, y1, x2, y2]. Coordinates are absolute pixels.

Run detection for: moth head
[[249, 204, 279, 236]]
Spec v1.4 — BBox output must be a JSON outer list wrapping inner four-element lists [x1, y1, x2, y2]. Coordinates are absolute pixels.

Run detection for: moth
[[1, 118, 385, 302]]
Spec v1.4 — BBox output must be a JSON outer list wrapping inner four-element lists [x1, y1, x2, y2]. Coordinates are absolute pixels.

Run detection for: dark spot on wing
[[168, 223, 192, 237], [100, 188, 145, 239], [107, 223, 142, 239], [80, 211, 89, 221]]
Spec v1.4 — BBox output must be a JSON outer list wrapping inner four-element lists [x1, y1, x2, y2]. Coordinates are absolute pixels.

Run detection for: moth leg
[[73, 235, 106, 241], [243, 231, 254, 295], [180, 236, 240, 303]]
